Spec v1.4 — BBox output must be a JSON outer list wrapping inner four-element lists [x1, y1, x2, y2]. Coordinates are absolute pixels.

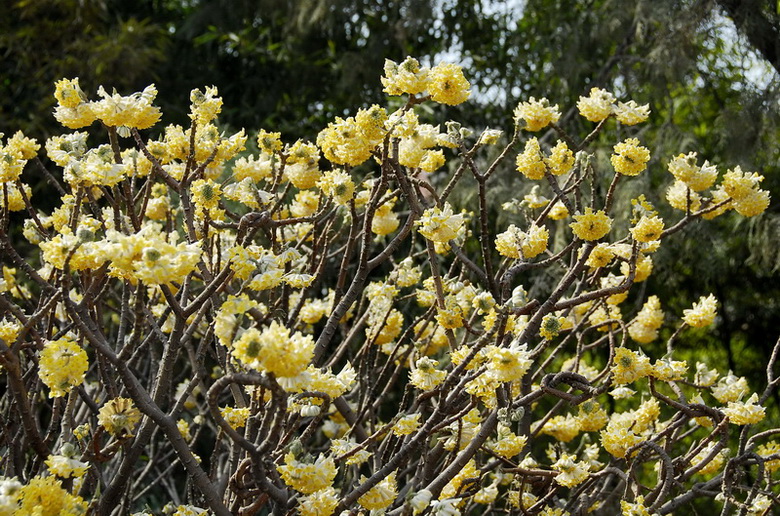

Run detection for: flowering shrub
[[0, 57, 777, 515]]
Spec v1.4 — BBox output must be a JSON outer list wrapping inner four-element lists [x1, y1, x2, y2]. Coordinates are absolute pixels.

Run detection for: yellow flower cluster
[[54, 78, 162, 130], [409, 357, 446, 391], [611, 347, 652, 384], [232, 321, 314, 378], [358, 471, 398, 511], [38, 336, 89, 398], [0, 131, 39, 183], [494, 223, 549, 259], [15, 475, 88, 516], [630, 215, 664, 243], [722, 166, 771, 217], [576, 87, 650, 125], [628, 296, 664, 344], [220, 406, 250, 429], [381, 57, 470, 105], [98, 397, 141, 437], [552, 453, 590, 488], [682, 294, 718, 327], [611, 138, 650, 176], [278, 453, 337, 494], [570, 208, 612, 241], [416, 203, 466, 242], [514, 97, 560, 131], [317, 105, 386, 166]]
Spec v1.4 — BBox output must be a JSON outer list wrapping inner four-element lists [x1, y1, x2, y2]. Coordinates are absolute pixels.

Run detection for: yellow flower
[[495, 223, 549, 259], [585, 243, 614, 268], [98, 397, 141, 437], [45, 445, 89, 479], [733, 187, 770, 217], [545, 140, 576, 176], [666, 180, 701, 212], [54, 78, 87, 108], [651, 357, 687, 381], [189, 86, 222, 124], [381, 57, 429, 96], [570, 208, 612, 241], [490, 424, 527, 458], [233, 322, 314, 378], [278, 453, 337, 494], [682, 294, 717, 327], [628, 295, 664, 344], [515, 137, 546, 179], [722, 166, 763, 201], [317, 115, 375, 166], [711, 371, 749, 404], [428, 62, 471, 105], [756, 441, 780, 473], [539, 314, 567, 340], [691, 443, 726, 475], [419, 149, 446, 172], [220, 406, 250, 429], [620, 495, 653, 516], [552, 453, 590, 488], [576, 400, 608, 432], [417, 203, 465, 242], [16, 476, 88, 516], [38, 337, 89, 398], [409, 357, 446, 391], [577, 87, 615, 122], [317, 169, 355, 205], [440, 460, 479, 499], [614, 100, 651, 125], [611, 347, 652, 384], [630, 215, 664, 242], [485, 342, 532, 382], [610, 138, 650, 176], [358, 471, 397, 511], [256, 128, 282, 153], [514, 97, 560, 131], [548, 200, 569, 220], [93, 84, 162, 129], [601, 419, 642, 459], [298, 487, 339, 516], [723, 393, 765, 425], [371, 198, 400, 236], [392, 413, 422, 436], [539, 414, 580, 443]]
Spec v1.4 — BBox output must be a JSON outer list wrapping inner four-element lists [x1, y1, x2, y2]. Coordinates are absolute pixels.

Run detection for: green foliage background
[[2, 0, 779, 400]]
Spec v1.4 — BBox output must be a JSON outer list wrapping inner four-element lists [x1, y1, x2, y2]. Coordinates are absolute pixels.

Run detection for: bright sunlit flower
[[278, 453, 337, 494], [552, 453, 590, 488], [409, 357, 447, 391], [38, 336, 89, 398], [630, 215, 664, 243], [577, 87, 615, 122], [417, 203, 465, 242], [611, 138, 650, 176], [514, 97, 560, 131], [723, 393, 765, 425], [682, 294, 717, 327], [614, 100, 650, 125], [428, 63, 471, 105], [611, 347, 652, 384], [515, 137, 546, 179], [495, 223, 549, 259], [570, 208, 612, 241], [16, 476, 88, 516]]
